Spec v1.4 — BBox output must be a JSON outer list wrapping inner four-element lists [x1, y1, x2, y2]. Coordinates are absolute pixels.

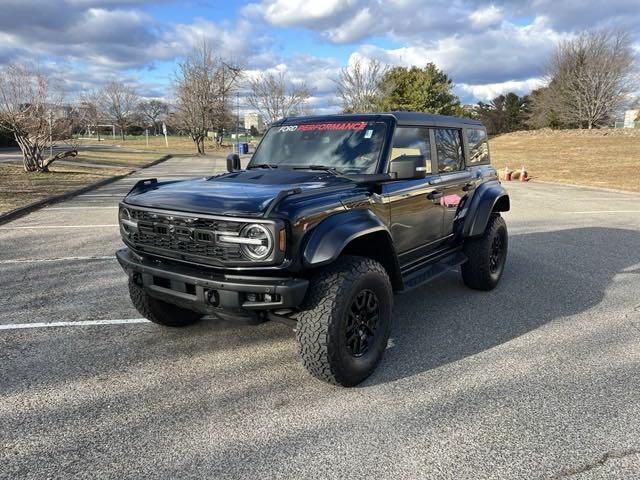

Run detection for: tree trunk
[[14, 132, 77, 172], [192, 135, 205, 155], [120, 127, 125, 141]]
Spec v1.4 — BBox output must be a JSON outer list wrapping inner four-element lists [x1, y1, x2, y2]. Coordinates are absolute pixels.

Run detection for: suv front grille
[[123, 207, 246, 264]]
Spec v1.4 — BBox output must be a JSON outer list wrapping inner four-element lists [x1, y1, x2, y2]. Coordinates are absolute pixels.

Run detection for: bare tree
[[78, 89, 103, 141], [335, 58, 387, 113], [0, 63, 77, 172], [172, 41, 242, 154], [546, 29, 637, 129], [99, 81, 139, 140], [246, 72, 312, 124], [138, 99, 168, 135]]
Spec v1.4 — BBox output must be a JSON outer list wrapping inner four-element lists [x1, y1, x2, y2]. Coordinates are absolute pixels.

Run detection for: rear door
[[432, 127, 474, 238], [382, 127, 444, 263]]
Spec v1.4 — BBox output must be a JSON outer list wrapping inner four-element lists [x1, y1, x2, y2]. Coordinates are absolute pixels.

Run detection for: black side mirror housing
[[226, 153, 241, 172], [389, 155, 427, 180]]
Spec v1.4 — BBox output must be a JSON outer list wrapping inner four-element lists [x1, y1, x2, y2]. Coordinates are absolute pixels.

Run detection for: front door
[[382, 127, 445, 264]]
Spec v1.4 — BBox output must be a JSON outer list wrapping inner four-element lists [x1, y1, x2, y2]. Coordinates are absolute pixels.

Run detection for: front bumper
[[116, 248, 308, 315]]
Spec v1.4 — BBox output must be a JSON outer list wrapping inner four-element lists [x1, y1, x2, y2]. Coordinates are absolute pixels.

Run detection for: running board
[[399, 251, 467, 293]]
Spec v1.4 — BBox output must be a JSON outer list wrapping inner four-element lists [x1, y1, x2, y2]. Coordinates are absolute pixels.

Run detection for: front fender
[[461, 180, 510, 237], [302, 210, 390, 267]]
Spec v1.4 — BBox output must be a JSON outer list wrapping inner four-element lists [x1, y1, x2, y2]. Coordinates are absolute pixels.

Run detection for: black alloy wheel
[[489, 229, 506, 274], [345, 289, 379, 357]]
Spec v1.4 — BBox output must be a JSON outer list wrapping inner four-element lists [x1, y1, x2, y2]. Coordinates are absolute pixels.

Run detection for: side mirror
[[226, 153, 241, 172], [389, 155, 427, 180]]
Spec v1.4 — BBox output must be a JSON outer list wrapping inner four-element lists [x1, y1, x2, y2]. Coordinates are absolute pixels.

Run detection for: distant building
[[623, 109, 639, 128], [244, 112, 264, 133]]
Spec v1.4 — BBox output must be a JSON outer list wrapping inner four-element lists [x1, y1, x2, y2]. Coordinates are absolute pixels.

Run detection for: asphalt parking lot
[[1, 156, 639, 479]]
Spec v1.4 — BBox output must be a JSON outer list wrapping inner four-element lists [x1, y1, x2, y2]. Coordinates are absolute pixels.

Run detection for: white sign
[[623, 110, 639, 128]]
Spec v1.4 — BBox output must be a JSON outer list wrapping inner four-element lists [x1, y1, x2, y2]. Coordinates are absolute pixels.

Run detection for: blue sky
[[0, 0, 638, 113]]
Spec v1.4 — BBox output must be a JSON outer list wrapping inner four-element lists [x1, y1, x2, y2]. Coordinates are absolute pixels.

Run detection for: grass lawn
[[0, 164, 125, 214], [78, 136, 242, 155], [490, 131, 640, 192], [64, 149, 162, 168]]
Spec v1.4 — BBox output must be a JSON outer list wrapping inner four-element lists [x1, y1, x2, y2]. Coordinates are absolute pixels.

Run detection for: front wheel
[[461, 213, 508, 290], [296, 256, 393, 387]]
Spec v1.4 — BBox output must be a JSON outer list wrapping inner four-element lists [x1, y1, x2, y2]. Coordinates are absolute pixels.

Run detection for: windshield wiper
[[247, 163, 278, 169], [293, 165, 350, 177]]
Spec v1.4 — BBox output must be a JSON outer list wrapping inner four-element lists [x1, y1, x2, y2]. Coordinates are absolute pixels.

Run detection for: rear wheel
[[461, 213, 508, 290], [128, 279, 202, 327], [296, 255, 393, 387]]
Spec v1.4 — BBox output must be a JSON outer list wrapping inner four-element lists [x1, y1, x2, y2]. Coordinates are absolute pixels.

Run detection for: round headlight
[[240, 224, 273, 260], [120, 208, 131, 233]]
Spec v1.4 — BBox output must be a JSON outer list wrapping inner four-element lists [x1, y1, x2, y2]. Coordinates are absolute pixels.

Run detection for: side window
[[389, 127, 431, 174], [467, 128, 489, 165], [434, 128, 463, 173]]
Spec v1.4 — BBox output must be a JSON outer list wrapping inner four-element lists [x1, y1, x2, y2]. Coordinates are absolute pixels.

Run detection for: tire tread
[[296, 255, 392, 385]]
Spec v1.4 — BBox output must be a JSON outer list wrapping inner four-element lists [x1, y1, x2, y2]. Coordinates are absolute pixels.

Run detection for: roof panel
[[279, 111, 483, 128]]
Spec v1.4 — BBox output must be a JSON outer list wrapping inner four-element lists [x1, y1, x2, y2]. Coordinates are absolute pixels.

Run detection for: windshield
[[249, 121, 387, 173]]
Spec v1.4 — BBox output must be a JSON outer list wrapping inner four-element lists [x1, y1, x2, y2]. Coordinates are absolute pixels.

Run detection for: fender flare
[[461, 180, 510, 237], [302, 209, 393, 268]]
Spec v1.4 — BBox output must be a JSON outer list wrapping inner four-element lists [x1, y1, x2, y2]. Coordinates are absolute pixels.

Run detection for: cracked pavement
[[1, 156, 639, 479]]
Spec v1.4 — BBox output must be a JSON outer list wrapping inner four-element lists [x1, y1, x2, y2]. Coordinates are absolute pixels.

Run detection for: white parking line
[[562, 210, 640, 214], [0, 318, 150, 330], [45, 206, 118, 210], [0, 225, 118, 230], [0, 255, 114, 264], [80, 194, 124, 197]]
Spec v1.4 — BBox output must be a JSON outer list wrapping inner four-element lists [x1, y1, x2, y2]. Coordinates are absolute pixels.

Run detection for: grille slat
[[126, 208, 244, 262]]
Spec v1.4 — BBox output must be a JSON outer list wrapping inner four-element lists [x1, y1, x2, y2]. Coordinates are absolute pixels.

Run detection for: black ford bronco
[[116, 112, 509, 386]]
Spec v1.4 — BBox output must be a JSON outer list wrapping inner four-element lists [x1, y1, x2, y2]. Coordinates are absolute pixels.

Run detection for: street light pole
[[49, 110, 53, 159], [236, 92, 239, 154]]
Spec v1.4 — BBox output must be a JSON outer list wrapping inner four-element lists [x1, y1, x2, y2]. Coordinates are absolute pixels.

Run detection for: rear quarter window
[[434, 128, 464, 173], [466, 128, 490, 165]]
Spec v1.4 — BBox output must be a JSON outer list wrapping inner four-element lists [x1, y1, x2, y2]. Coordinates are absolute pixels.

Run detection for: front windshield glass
[[249, 121, 387, 174]]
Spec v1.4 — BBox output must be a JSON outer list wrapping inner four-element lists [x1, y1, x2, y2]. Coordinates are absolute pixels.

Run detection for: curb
[[0, 154, 172, 226]]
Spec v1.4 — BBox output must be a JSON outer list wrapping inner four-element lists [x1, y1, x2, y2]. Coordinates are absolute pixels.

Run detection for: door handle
[[462, 182, 476, 192], [427, 190, 443, 201]]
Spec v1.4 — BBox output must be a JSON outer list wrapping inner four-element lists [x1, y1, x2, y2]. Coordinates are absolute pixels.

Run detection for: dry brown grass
[[65, 149, 160, 168], [490, 130, 640, 192], [0, 164, 126, 214], [79, 136, 235, 155]]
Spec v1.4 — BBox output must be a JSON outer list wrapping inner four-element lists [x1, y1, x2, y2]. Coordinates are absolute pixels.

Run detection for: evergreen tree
[[375, 63, 463, 115]]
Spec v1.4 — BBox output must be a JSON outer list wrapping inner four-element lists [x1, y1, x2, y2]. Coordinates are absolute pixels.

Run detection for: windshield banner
[[279, 122, 367, 132]]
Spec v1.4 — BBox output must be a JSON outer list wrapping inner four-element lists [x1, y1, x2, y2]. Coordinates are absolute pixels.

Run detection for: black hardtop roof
[[279, 111, 484, 128]]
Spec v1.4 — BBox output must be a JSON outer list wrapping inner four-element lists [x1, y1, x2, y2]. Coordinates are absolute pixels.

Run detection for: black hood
[[124, 169, 356, 216]]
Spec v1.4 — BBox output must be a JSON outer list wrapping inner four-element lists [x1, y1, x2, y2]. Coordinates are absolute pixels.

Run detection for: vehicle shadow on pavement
[[366, 227, 640, 386]]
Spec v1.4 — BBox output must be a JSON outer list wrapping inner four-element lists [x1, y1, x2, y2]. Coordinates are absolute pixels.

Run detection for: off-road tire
[[461, 213, 508, 291], [296, 255, 393, 387], [128, 279, 202, 327]]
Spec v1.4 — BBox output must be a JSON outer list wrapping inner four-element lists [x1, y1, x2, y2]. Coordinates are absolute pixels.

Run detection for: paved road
[[1, 157, 639, 479]]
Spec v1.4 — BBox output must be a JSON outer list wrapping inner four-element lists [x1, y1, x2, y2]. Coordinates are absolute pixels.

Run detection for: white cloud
[[260, 0, 356, 27], [469, 5, 503, 29], [352, 17, 571, 84], [457, 78, 545, 102]]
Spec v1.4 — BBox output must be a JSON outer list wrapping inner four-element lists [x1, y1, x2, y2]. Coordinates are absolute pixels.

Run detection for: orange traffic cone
[[520, 165, 527, 182], [504, 166, 511, 181]]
